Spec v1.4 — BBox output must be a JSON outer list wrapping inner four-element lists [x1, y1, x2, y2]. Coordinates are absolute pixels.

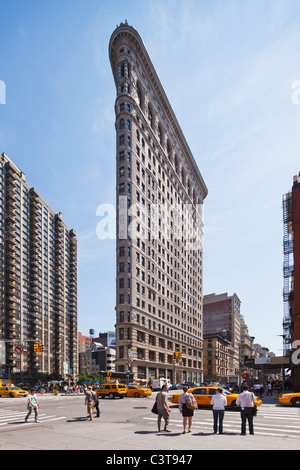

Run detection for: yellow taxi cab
[[96, 383, 127, 399], [171, 386, 262, 408], [279, 392, 300, 407], [126, 385, 152, 398], [0, 386, 29, 398]]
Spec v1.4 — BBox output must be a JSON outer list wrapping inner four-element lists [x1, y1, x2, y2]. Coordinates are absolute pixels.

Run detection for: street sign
[[15, 344, 24, 354]]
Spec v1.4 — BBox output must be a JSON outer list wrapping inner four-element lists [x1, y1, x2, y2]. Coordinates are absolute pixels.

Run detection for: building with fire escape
[[283, 173, 300, 391]]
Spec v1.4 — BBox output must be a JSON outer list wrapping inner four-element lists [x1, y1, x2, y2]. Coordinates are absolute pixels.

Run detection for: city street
[[0, 392, 299, 451]]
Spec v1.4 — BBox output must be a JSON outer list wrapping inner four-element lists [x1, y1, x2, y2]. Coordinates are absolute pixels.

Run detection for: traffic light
[[33, 343, 43, 353], [173, 351, 182, 361]]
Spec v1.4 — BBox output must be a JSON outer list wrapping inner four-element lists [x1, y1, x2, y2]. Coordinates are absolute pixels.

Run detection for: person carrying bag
[[179, 386, 197, 433]]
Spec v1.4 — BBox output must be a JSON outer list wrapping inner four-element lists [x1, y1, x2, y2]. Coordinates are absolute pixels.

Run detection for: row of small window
[[119, 183, 131, 195], [119, 102, 131, 113], [118, 346, 200, 368], [119, 262, 130, 273], [119, 167, 131, 178], [119, 135, 131, 147], [119, 119, 131, 131], [119, 151, 131, 163], [119, 246, 130, 257], [119, 294, 130, 305]]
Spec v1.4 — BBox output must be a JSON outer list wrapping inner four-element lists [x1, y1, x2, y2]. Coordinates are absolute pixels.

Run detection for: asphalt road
[[0, 392, 299, 452]]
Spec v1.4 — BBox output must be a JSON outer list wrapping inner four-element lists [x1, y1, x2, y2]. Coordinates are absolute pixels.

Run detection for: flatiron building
[[109, 22, 208, 384]]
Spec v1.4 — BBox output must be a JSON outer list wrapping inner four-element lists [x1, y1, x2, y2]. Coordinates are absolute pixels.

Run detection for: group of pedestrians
[[24, 384, 101, 424], [253, 380, 284, 398], [155, 384, 257, 436], [84, 385, 100, 421]]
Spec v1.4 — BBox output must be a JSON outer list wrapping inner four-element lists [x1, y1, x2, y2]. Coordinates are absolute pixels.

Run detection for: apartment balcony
[[30, 219, 42, 231], [6, 250, 16, 261], [29, 280, 39, 290], [6, 296, 19, 306], [6, 211, 16, 223], [6, 281, 18, 291], [6, 273, 17, 283], [6, 322, 18, 334], [30, 265, 39, 273], [6, 183, 16, 198], [30, 234, 42, 245], [6, 227, 16, 239], [30, 304, 40, 313], [5, 196, 16, 210], [6, 264, 18, 276]]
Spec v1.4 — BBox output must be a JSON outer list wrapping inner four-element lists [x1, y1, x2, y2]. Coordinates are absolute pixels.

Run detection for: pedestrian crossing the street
[[144, 404, 300, 439], [0, 409, 66, 430]]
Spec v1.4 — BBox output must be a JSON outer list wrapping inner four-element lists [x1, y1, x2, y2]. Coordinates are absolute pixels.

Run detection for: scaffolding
[[282, 191, 294, 355]]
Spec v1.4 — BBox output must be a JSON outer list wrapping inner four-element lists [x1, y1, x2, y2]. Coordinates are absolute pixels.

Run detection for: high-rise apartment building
[[0, 152, 78, 380], [109, 22, 208, 384]]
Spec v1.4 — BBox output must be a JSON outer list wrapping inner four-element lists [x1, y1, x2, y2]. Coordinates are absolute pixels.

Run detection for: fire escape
[[282, 191, 294, 356]]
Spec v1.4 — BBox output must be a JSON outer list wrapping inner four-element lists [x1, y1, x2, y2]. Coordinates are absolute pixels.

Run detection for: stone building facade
[[109, 22, 208, 384]]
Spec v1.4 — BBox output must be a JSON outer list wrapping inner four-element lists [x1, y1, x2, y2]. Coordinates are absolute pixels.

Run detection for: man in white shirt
[[210, 388, 227, 434], [236, 385, 256, 435]]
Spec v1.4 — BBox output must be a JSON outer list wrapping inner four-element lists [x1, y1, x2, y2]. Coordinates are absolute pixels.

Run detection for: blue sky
[[1, 0, 300, 355]]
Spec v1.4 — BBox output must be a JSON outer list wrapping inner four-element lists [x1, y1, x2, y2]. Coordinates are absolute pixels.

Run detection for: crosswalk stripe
[[197, 417, 300, 429], [2, 417, 66, 429], [143, 415, 300, 439], [0, 409, 66, 428]]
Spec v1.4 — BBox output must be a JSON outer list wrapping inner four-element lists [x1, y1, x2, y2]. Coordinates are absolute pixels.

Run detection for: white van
[[151, 378, 172, 391]]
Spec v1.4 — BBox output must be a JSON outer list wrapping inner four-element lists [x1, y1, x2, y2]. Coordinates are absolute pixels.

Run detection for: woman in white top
[[179, 386, 196, 434], [210, 387, 227, 434]]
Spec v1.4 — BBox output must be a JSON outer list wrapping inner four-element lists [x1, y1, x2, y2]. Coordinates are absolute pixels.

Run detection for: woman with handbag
[[179, 386, 197, 434]]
